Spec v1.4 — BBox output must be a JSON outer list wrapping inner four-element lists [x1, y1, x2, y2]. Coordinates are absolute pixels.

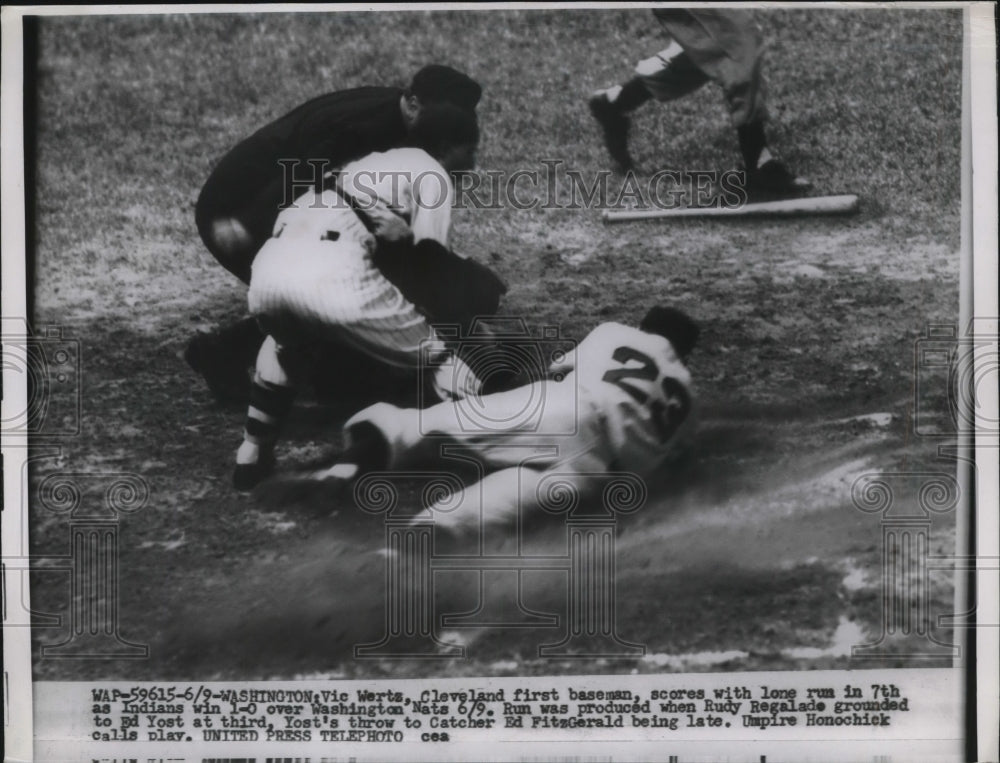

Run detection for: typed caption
[[88, 682, 913, 743], [31, 669, 961, 761]]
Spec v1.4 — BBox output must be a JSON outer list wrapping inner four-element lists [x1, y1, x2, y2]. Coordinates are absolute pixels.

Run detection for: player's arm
[[366, 203, 412, 243], [409, 161, 453, 247], [547, 349, 576, 379]]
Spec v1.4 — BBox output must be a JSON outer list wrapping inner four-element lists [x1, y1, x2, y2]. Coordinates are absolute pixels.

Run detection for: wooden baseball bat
[[601, 194, 859, 223]]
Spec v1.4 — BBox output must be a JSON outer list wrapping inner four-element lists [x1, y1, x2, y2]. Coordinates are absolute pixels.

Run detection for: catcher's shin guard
[[234, 378, 295, 490], [244, 377, 295, 449], [234, 337, 296, 490]]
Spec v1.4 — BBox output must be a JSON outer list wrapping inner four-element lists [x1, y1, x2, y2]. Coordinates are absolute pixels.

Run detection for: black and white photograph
[[2, 3, 997, 762]]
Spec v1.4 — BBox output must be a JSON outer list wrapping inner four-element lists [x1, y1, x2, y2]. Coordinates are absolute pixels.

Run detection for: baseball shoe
[[233, 453, 276, 492], [588, 92, 634, 171], [745, 159, 812, 201], [184, 332, 252, 405]]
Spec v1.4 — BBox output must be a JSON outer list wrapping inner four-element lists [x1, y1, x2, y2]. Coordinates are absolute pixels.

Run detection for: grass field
[[25, 8, 963, 680]]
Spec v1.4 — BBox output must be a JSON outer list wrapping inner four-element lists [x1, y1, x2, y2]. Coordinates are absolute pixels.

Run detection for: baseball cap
[[409, 65, 482, 110], [639, 306, 700, 360]]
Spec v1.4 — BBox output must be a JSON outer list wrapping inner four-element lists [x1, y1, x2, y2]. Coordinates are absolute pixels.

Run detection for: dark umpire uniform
[[195, 65, 482, 284], [188, 65, 507, 403]]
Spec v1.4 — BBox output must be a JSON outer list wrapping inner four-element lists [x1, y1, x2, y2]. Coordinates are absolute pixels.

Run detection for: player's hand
[[368, 204, 413, 243]]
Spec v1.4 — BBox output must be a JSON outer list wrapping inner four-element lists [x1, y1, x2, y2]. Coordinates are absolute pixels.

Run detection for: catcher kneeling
[[235, 105, 503, 490]]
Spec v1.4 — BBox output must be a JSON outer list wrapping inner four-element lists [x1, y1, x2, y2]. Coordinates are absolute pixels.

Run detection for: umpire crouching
[[189, 65, 491, 402], [195, 64, 481, 283]]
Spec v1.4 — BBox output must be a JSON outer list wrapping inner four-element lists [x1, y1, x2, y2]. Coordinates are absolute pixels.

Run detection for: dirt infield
[[24, 9, 962, 680]]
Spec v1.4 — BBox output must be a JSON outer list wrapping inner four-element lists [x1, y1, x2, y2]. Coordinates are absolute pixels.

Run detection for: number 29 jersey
[[564, 322, 696, 473]]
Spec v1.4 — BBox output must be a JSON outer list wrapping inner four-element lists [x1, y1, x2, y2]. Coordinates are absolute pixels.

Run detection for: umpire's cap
[[409, 65, 482, 110], [640, 306, 700, 361]]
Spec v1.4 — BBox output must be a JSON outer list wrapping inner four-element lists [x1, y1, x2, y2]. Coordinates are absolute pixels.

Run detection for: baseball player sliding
[[262, 306, 700, 536], [589, 8, 810, 199], [234, 104, 484, 490]]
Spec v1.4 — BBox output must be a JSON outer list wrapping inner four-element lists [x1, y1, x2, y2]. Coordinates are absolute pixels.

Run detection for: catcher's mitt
[[374, 238, 507, 331]]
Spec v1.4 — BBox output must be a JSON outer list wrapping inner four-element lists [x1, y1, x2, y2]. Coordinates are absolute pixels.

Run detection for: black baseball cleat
[[233, 454, 275, 492], [745, 159, 813, 201], [588, 92, 634, 171], [184, 332, 252, 405]]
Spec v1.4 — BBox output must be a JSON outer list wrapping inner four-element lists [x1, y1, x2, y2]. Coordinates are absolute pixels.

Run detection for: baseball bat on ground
[[601, 194, 859, 223]]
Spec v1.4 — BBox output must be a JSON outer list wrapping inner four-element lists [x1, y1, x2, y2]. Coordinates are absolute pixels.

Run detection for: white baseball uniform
[[247, 147, 454, 365], [238, 149, 475, 474], [345, 322, 696, 533]]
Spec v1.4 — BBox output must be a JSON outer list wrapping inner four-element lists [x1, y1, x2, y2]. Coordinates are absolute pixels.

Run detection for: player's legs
[[653, 9, 766, 127], [588, 81, 649, 171], [420, 465, 546, 539], [284, 383, 575, 486], [277, 262, 482, 401], [344, 382, 596, 472], [236, 242, 479, 488], [324, 291, 443, 369], [417, 465, 603, 546], [232, 241, 331, 489], [257, 390, 610, 534], [654, 8, 810, 196], [233, 334, 296, 490], [632, 41, 711, 104], [589, 22, 712, 170], [590, 9, 809, 195]]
